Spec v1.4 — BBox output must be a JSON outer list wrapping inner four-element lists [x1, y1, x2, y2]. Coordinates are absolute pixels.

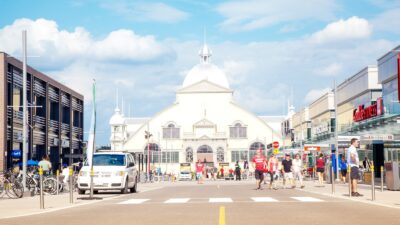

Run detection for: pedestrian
[[252, 149, 267, 190], [196, 159, 205, 184], [220, 167, 224, 178], [316, 154, 325, 186], [347, 138, 363, 196], [292, 154, 305, 188], [267, 154, 279, 190], [340, 156, 347, 184], [207, 167, 212, 180], [38, 155, 52, 176], [281, 154, 295, 189], [363, 157, 371, 172], [243, 160, 249, 180], [235, 161, 241, 181]]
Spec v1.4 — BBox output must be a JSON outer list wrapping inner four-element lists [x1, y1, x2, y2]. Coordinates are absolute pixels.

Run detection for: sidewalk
[[298, 179, 400, 209], [0, 183, 162, 219]]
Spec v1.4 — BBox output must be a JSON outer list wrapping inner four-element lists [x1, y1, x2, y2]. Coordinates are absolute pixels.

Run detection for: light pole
[[22, 30, 28, 191], [145, 130, 152, 181], [333, 80, 340, 181]]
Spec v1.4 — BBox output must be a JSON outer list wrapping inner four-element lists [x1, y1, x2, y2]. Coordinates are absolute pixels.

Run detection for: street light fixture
[[144, 130, 152, 181]]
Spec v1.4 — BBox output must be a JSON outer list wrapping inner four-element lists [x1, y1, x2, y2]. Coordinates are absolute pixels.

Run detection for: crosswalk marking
[[209, 198, 233, 203], [165, 198, 190, 204], [251, 197, 279, 202], [291, 197, 323, 202], [118, 199, 149, 204]]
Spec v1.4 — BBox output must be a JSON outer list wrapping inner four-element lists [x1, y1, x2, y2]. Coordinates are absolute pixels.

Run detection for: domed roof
[[109, 108, 124, 125], [182, 44, 230, 89]]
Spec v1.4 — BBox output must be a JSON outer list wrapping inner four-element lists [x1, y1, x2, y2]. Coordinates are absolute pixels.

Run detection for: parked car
[[77, 152, 138, 194], [179, 171, 192, 181]]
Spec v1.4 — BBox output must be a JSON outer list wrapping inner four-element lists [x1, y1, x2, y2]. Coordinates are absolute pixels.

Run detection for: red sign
[[272, 141, 279, 149], [304, 146, 320, 151], [353, 97, 383, 122]]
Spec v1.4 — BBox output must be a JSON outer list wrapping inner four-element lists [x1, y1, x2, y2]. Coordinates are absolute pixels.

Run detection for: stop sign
[[272, 141, 279, 149]]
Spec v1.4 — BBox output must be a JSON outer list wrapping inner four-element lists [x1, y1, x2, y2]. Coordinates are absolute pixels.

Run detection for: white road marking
[[291, 197, 323, 202], [164, 198, 190, 204], [251, 197, 279, 202], [118, 199, 149, 204], [209, 198, 233, 203]]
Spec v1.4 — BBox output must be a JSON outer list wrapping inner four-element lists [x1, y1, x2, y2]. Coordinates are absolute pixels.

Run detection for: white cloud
[[217, 0, 337, 32], [222, 60, 254, 85], [0, 18, 173, 69], [372, 8, 400, 34], [304, 88, 331, 103], [101, 1, 188, 23], [314, 62, 343, 77], [310, 16, 372, 44]]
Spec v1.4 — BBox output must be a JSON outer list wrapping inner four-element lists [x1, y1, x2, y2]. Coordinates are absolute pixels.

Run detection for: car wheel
[[130, 178, 137, 193], [121, 179, 128, 194], [78, 189, 85, 195]]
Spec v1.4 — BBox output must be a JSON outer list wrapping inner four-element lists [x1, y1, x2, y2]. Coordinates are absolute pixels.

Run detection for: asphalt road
[[1, 182, 400, 225]]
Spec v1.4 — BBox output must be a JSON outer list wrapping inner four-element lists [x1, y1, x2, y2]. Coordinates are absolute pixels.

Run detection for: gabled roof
[[177, 80, 233, 94], [194, 118, 215, 127]]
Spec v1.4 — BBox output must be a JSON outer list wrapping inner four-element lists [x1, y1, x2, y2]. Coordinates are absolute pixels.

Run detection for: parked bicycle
[[0, 170, 24, 198], [18, 168, 58, 195]]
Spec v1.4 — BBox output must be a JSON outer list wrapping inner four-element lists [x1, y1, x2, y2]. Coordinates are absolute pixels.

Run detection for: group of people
[[252, 149, 305, 190]]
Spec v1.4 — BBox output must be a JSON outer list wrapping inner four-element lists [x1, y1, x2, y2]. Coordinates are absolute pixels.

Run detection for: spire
[[121, 96, 124, 116], [199, 29, 212, 64]]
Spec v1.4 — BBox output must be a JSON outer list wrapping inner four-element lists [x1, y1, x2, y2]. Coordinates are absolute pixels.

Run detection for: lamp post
[[145, 130, 152, 181]]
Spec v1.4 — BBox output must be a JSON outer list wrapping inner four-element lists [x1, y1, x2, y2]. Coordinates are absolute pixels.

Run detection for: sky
[[1, 0, 400, 146]]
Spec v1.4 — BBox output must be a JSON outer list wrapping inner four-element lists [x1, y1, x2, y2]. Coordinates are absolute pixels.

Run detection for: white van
[[77, 152, 138, 194]]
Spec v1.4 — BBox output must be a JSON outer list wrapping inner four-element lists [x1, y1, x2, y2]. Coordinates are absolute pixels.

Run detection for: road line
[[164, 198, 190, 204], [251, 197, 279, 202], [118, 199, 149, 204], [219, 206, 226, 225], [209, 198, 233, 203], [291, 197, 323, 202]]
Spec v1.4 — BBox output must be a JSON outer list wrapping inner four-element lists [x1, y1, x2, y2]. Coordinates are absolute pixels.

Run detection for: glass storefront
[[382, 78, 400, 115]]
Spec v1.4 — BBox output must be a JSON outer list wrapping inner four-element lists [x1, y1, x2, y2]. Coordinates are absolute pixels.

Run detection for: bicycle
[[0, 170, 24, 199], [19, 169, 58, 195]]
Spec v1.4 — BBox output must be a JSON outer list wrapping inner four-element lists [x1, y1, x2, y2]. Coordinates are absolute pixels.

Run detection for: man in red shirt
[[252, 149, 267, 190], [196, 159, 205, 184]]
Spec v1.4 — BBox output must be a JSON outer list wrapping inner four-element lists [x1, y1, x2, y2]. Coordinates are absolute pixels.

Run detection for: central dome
[[182, 44, 230, 88]]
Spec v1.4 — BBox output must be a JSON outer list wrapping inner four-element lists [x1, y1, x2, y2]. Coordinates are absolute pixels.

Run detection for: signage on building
[[397, 53, 400, 102], [312, 123, 330, 135], [361, 134, 394, 141], [219, 163, 229, 166], [11, 149, 22, 158], [353, 97, 383, 122], [304, 146, 320, 151]]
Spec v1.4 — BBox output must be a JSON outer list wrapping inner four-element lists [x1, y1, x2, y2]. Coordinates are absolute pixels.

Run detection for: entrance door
[[197, 145, 213, 164], [373, 143, 384, 178]]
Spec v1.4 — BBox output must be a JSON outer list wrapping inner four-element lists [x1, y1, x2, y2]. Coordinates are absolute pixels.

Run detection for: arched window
[[217, 147, 224, 162], [185, 147, 193, 163], [249, 142, 266, 159], [163, 123, 180, 139], [230, 122, 247, 138], [197, 145, 213, 153]]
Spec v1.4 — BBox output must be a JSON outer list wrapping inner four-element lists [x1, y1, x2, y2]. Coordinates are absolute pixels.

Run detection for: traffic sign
[[272, 141, 279, 149], [273, 149, 280, 155]]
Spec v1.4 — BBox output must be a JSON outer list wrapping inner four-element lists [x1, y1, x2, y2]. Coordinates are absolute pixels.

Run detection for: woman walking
[[316, 154, 325, 186]]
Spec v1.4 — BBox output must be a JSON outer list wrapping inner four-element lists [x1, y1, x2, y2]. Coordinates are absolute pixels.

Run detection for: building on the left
[[0, 52, 84, 171]]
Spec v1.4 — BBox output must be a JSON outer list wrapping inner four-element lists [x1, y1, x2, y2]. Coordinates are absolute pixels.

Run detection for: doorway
[[372, 142, 384, 178]]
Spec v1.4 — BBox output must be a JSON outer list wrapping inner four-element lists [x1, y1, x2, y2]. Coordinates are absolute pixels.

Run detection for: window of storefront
[[231, 150, 248, 162], [382, 78, 400, 115]]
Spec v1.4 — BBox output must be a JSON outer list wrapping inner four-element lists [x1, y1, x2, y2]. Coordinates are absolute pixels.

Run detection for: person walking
[[196, 160, 205, 184], [252, 149, 267, 190], [340, 156, 347, 184], [316, 154, 325, 186], [235, 161, 241, 181], [347, 138, 363, 196], [292, 154, 305, 188], [267, 154, 279, 190], [281, 154, 294, 189], [38, 155, 52, 176], [363, 157, 371, 172]]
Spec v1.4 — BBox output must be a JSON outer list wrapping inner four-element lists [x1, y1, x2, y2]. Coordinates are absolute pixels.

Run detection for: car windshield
[[86, 154, 126, 166]]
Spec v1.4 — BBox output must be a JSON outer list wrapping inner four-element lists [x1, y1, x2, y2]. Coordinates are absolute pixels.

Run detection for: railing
[[34, 116, 46, 129], [61, 94, 70, 106], [48, 88, 59, 102], [13, 111, 23, 123], [34, 79, 46, 97], [49, 120, 59, 132], [61, 123, 70, 134]]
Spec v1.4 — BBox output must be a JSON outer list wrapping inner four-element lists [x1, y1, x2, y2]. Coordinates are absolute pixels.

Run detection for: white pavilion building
[[109, 44, 283, 174]]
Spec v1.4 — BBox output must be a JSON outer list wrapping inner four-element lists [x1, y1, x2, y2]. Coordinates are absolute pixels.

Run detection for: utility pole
[[334, 80, 340, 180], [22, 30, 28, 191]]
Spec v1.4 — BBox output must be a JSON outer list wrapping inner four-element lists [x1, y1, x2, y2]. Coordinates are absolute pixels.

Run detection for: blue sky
[[1, 0, 400, 146]]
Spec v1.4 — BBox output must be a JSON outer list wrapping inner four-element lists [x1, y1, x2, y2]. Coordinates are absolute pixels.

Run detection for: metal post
[[380, 166, 384, 192], [39, 167, 44, 209], [348, 166, 352, 198], [22, 30, 28, 191], [69, 166, 73, 203], [331, 165, 335, 195], [56, 170, 59, 195], [333, 80, 339, 180], [371, 165, 375, 201], [89, 167, 94, 198]]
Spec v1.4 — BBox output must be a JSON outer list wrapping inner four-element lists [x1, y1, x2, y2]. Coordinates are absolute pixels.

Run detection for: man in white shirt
[[292, 154, 305, 188], [347, 138, 363, 197]]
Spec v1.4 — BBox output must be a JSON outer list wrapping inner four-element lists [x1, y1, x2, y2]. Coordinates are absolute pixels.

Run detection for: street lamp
[[144, 130, 152, 181]]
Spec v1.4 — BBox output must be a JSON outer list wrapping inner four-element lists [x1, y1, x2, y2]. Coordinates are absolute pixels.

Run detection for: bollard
[[371, 165, 375, 201], [348, 166, 352, 198], [56, 170, 60, 195], [331, 166, 335, 195], [69, 167, 73, 204], [39, 166, 44, 209], [380, 166, 384, 192]]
